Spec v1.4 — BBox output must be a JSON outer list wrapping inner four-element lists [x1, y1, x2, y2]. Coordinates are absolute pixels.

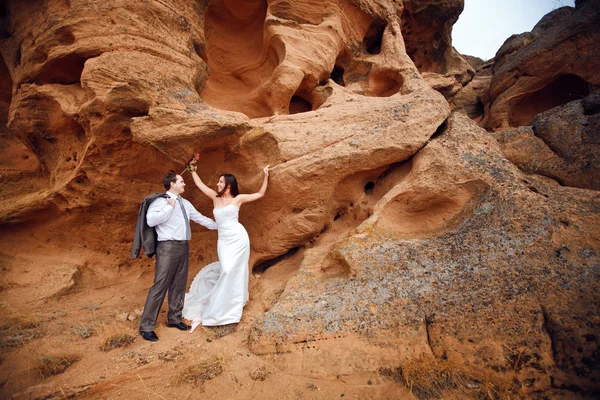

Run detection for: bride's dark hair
[[217, 174, 239, 197]]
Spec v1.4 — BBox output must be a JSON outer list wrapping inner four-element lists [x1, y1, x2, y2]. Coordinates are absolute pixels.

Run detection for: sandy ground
[[0, 242, 417, 400]]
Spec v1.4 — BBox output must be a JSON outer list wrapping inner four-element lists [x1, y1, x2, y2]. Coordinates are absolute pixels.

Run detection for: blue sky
[[452, 0, 576, 61]]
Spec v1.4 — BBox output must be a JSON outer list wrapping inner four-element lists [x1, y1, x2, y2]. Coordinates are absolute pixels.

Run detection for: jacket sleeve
[[131, 200, 145, 258]]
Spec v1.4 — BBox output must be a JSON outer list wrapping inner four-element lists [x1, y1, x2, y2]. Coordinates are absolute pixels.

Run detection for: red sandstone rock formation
[[0, 0, 598, 399], [250, 113, 600, 394], [492, 94, 600, 190], [485, 2, 600, 130], [450, 59, 492, 122], [401, 0, 475, 98], [451, 1, 600, 192]]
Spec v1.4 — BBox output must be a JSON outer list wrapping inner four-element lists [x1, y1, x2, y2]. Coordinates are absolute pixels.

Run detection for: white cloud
[[452, 0, 576, 61]]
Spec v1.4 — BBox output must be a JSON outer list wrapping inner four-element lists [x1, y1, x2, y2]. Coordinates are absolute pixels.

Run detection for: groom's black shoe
[[167, 322, 191, 331], [140, 331, 159, 341]]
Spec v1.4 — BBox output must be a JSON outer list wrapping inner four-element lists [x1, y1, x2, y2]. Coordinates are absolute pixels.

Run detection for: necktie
[[177, 197, 191, 240]]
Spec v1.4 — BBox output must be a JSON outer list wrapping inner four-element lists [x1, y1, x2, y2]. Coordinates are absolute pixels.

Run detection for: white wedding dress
[[182, 204, 250, 329]]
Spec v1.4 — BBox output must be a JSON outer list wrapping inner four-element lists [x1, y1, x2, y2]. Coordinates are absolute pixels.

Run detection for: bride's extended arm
[[237, 165, 269, 205], [191, 170, 218, 199]]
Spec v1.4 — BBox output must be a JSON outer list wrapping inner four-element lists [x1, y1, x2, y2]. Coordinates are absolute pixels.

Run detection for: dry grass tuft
[[34, 352, 81, 378], [203, 323, 238, 338], [159, 348, 183, 363], [249, 365, 270, 381], [0, 310, 42, 349], [398, 357, 515, 400], [177, 356, 224, 386], [99, 332, 136, 351], [0, 314, 41, 331], [71, 323, 93, 339], [98, 324, 136, 351]]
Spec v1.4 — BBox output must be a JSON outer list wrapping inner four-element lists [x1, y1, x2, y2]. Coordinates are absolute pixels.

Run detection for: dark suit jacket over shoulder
[[131, 192, 168, 259]]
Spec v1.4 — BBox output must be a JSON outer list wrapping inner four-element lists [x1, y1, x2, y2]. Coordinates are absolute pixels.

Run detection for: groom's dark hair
[[162, 171, 178, 190], [217, 174, 239, 197]]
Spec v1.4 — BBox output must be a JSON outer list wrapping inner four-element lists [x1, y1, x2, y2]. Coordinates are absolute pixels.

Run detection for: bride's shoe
[[190, 317, 202, 334]]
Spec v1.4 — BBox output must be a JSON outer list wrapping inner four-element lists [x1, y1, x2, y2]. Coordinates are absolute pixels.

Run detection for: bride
[[182, 161, 269, 332]]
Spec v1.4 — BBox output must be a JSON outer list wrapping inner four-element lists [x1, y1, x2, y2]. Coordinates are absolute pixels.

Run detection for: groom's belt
[[158, 240, 188, 244]]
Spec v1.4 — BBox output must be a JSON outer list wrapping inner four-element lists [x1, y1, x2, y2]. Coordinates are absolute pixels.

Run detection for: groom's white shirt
[[146, 192, 217, 241]]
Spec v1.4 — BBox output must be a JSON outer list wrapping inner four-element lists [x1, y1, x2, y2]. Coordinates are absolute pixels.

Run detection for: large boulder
[[250, 112, 600, 394], [492, 94, 600, 190], [401, 0, 475, 99], [485, 2, 600, 130]]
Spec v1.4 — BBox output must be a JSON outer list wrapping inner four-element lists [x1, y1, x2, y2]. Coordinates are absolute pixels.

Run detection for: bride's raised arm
[[237, 165, 269, 205], [190, 166, 218, 199]]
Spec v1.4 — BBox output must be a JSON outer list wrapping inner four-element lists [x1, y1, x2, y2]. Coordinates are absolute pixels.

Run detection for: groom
[[139, 171, 218, 341]]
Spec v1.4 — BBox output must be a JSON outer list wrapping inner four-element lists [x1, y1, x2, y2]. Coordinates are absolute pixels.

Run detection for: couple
[[138, 160, 269, 341]]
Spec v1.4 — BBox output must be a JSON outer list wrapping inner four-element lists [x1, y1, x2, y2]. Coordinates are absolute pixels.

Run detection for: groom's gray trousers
[[139, 240, 189, 332]]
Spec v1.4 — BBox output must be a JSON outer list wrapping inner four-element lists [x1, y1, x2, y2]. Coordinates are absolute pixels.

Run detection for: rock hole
[[0, 1, 10, 38], [29, 53, 87, 85], [527, 185, 539, 194], [252, 247, 300, 274], [364, 181, 374, 194], [289, 95, 312, 114], [0, 53, 12, 119], [431, 118, 448, 139], [331, 66, 345, 86], [193, 42, 207, 61], [367, 69, 403, 97], [472, 97, 485, 120], [509, 74, 591, 126], [120, 98, 150, 118], [362, 19, 386, 55]]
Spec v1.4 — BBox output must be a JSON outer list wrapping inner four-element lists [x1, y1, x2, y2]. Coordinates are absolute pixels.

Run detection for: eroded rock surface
[[493, 94, 600, 190], [485, 2, 600, 130], [250, 113, 600, 392], [0, 0, 449, 261], [450, 60, 492, 123], [0, 0, 598, 399], [402, 0, 475, 99]]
